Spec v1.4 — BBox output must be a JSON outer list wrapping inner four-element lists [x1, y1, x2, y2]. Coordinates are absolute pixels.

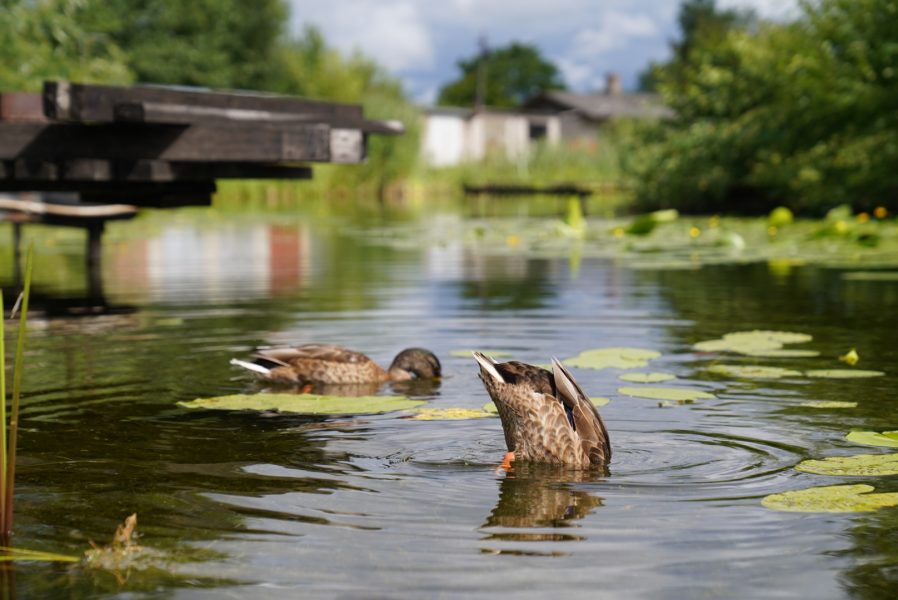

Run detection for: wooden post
[[86, 221, 104, 299]]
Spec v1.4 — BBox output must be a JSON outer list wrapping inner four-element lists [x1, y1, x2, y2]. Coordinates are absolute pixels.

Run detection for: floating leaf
[[796, 453, 898, 476], [565, 347, 661, 370], [762, 484, 898, 513], [805, 369, 885, 379], [618, 372, 676, 383], [839, 349, 860, 365], [450, 349, 513, 358], [800, 401, 857, 409], [617, 386, 714, 401], [694, 330, 813, 356], [407, 408, 495, 420], [723, 330, 813, 345], [179, 393, 424, 415], [845, 431, 898, 448], [741, 349, 820, 358], [707, 365, 801, 379], [842, 271, 898, 281]]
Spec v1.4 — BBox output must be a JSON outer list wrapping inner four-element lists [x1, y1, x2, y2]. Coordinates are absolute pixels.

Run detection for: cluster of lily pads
[[685, 330, 896, 514]]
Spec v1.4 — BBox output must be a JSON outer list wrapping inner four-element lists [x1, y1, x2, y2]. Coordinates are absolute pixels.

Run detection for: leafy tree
[[81, 0, 287, 89], [437, 42, 566, 108], [0, 0, 133, 92], [624, 0, 898, 215]]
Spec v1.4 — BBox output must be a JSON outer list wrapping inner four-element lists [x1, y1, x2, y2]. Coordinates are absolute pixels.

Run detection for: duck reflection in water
[[481, 465, 606, 555], [231, 344, 442, 396]]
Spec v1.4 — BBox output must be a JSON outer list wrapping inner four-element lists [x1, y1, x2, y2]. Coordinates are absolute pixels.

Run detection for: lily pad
[[565, 347, 661, 370], [707, 365, 802, 379], [0, 546, 79, 562], [796, 453, 898, 476], [722, 330, 813, 345], [805, 369, 885, 379], [762, 484, 898, 513], [800, 401, 857, 409], [694, 330, 813, 355], [617, 386, 715, 402], [179, 393, 424, 415], [618, 372, 676, 383], [408, 408, 495, 420], [741, 349, 821, 358], [845, 431, 898, 448], [842, 271, 898, 281]]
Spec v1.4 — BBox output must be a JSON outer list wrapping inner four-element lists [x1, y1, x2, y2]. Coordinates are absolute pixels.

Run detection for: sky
[[287, 0, 798, 103]]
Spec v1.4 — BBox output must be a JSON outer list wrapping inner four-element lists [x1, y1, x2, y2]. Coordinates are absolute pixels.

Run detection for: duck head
[[387, 348, 442, 381]]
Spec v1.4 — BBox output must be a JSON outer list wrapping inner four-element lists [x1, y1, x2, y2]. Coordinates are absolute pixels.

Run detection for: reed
[[0, 244, 32, 541]]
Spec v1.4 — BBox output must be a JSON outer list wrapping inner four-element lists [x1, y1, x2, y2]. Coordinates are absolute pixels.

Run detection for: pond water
[[2, 198, 898, 598]]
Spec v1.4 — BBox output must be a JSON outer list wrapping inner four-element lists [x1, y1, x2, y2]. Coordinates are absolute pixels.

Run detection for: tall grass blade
[[0, 292, 5, 536], [4, 244, 32, 538]]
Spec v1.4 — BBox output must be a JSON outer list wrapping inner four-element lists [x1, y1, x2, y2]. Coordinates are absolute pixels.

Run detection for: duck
[[473, 352, 610, 467], [231, 344, 441, 385]]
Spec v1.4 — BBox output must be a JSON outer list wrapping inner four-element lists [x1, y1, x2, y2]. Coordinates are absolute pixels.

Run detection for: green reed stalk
[[3, 244, 32, 538], [0, 291, 6, 537]]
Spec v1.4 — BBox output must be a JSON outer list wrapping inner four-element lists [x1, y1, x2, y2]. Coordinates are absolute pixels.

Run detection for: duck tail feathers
[[230, 358, 272, 377], [473, 352, 505, 384]]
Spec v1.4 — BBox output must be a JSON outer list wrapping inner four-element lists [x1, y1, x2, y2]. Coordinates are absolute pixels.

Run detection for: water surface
[[2, 200, 897, 598]]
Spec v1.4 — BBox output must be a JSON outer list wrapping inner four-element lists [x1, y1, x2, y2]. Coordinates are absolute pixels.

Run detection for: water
[[2, 201, 898, 598]]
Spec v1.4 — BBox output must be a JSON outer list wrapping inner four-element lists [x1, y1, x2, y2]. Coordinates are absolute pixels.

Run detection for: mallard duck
[[231, 344, 441, 385], [473, 352, 610, 467]]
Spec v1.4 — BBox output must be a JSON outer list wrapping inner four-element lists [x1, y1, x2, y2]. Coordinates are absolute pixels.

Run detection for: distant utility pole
[[475, 36, 489, 111]]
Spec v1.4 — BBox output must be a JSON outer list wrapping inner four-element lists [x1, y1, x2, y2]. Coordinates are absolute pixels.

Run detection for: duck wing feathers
[[551, 358, 611, 463], [254, 344, 373, 366]]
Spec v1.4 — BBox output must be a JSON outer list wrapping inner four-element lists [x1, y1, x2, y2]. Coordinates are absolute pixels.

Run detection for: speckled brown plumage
[[232, 344, 441, 385], [474, 353, 611, 467]]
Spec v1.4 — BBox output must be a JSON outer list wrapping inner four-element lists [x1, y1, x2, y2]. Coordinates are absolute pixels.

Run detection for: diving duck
[[231, 344, 441, 385], [473, 352, 611, 467]]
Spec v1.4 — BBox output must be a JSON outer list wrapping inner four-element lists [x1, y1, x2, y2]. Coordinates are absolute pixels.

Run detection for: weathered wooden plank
[[45, 81, 362, 123], [0, 196, 137, 219], [1, 158, 312, 182], [0, 180, 215, 207], [112, 101, 403, 134], [329, 129, 366, 164], [0, 92, 45, 122], [0, 122, 333, 162]]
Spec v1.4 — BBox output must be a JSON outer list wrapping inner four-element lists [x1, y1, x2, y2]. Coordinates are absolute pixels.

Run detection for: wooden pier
[[0, 81, 403, 207]]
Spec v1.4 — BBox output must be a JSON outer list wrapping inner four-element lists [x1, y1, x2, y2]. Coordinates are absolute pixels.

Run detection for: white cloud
[[289, 1, 435, 72], [568, 11, 658, 58], [720, 0, 801, 19]]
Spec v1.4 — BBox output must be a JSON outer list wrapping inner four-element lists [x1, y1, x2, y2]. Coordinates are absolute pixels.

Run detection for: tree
[[437, 42, 566, 108], [80, 0, 288, 89]]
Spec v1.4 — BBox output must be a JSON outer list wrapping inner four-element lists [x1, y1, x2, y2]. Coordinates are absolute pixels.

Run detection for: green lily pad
[[408, 408, 495, 420], [805, 369, 885, 379], [741, 349, 821, 358], [842, 271, 898, 281], [617, 386, 715, 401], [565, 347, 661, 370], [694, 330, 813, 356], [845, 431, 898, 448], [179, 393, 424, 415], [618, 372, 676, 383], [796, 453, 898, 476], [762, 484, 898, 513], [722, 330, 813, 345], [800, 401, 857, 409], [590, 397, 611, 407], [707, 365, 802, 379], [450, 349, 514, 357]]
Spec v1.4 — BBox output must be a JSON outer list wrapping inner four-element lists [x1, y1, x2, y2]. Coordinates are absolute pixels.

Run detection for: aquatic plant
[[0, 244, 32, 542]]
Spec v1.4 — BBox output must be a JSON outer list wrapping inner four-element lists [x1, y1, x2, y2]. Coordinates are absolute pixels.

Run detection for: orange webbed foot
[[495, 451, 515, 475]]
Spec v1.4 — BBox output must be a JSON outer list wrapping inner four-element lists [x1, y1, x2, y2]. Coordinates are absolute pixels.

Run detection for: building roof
[[523, 90, 673, 120]]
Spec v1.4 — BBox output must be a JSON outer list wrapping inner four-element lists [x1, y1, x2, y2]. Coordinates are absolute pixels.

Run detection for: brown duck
[[473, 352, 611, 467], [231, 344, 441, 385]]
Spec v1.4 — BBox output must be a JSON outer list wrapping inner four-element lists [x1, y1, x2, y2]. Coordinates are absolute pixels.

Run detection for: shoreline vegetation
[[2, 0, 895, 217]]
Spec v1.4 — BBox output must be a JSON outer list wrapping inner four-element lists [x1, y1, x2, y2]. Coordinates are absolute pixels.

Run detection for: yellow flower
[[874, 206, 888, 219], [506, 235, 521, 247], [839, 348, 859, 366], [612, 227, 625, 238], [689, 226, 701, 238], [857, 212, 870, 223]]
